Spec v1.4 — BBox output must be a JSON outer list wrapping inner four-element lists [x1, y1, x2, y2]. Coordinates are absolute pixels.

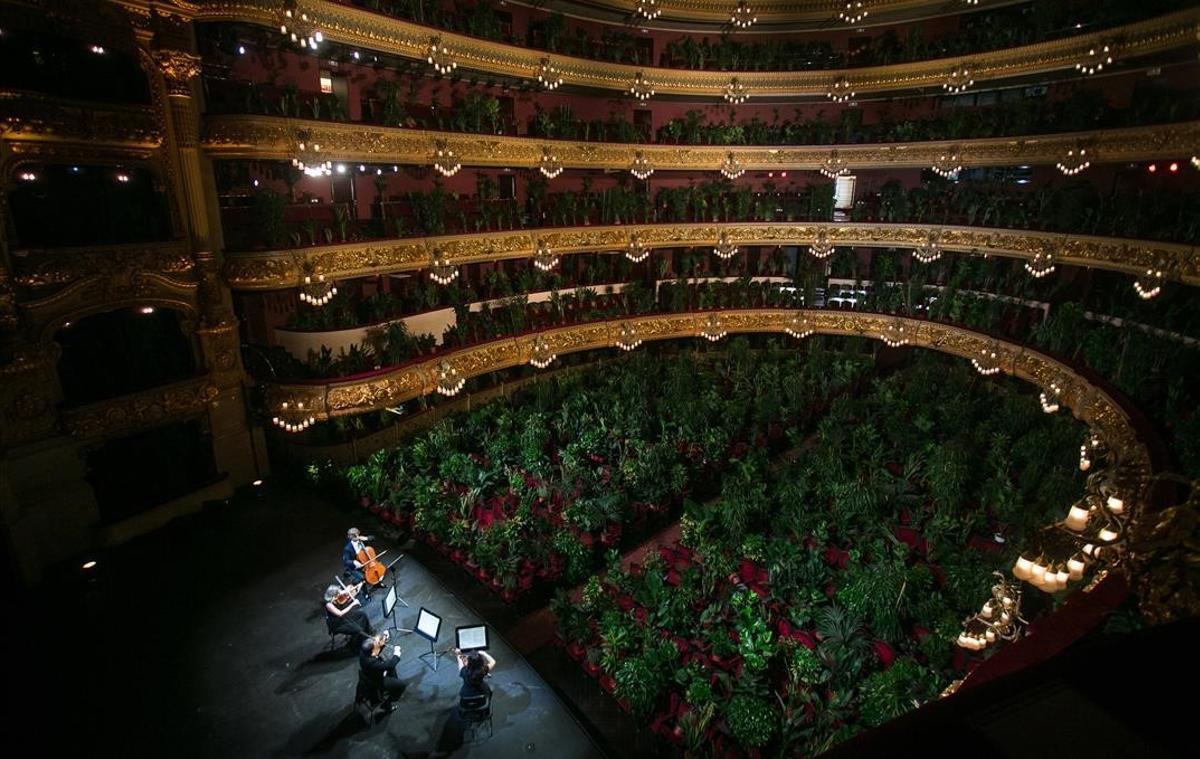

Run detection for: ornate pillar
[[147, 38, 265, 483]]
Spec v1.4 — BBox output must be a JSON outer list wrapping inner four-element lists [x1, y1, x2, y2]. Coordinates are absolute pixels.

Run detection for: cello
[[357, 540, 388, 586]]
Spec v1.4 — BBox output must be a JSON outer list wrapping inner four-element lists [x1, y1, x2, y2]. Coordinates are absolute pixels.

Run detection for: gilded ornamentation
[[153, 50, 202, 97], [12, 241, 194, 290], [203, 115, 1200, 173], [224, 222, 1199, 290], [60, 378, 219, 440], [0, 92, 161, 149], [1128, 478, 1200, 625], [0, 342, 61, 448], [263, 309, 1153, 485], [188, 3, 1200, 96]]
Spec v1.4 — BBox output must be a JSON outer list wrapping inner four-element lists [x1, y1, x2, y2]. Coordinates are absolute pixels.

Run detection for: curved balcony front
[[222, 222, 1199, 291], [193, 2, 1200, 98]]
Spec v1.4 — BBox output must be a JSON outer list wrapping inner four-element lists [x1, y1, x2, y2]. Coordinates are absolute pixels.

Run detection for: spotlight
[[1168, 162, 1179, 173], [1148, 164, 1157, 173], [82, 560, 97, 570], [253, 479, 264, 487], [238, 45, 246, 55], [140, 306, 155, 314]]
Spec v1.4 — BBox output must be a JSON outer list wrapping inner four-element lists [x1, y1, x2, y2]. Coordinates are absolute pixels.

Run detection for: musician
[[342, 527, 370, 591], [454, 649, 496, 700], [359, 631, 405, 707], [324, 583, 373, 644]]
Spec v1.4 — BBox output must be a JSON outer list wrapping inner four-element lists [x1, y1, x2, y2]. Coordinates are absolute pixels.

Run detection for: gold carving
[[12, 241, 194, 290], [190, 2, 1200, 96], [153, 49, 202, 97], [224, 222, 1198, 290], [262, 308, 1153, 481], [60, 377, 219, 440], [0, 91, 161, 149], [0, 342, 61, 447], [203, 115, 1200, 173]]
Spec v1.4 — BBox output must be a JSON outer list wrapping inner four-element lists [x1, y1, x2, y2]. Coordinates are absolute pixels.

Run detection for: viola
[[357, 543, 388, 586]]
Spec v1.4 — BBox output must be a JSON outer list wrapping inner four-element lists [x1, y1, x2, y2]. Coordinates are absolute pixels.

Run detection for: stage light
[[140, 306, 156, 314], [336, 164, 347, 174], [253, 479, 264, 487], [1168, 162, 1179, 173], [90, 44, 105, 55], [238, 45, 246, 55], [1148, 164, 1157, 173], [82, 560, 97, 570]]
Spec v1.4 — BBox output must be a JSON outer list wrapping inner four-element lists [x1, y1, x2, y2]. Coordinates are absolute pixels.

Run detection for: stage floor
[[61, 481, 604, 758]]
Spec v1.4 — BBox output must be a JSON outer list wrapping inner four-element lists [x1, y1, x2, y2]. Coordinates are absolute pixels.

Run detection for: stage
[[45, 481, 604, 758]]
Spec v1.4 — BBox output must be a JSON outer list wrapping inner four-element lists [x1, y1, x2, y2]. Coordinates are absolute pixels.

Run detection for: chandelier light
[[914, 230, 942, 263], [827, 76, 855, 103], [429, 250, 458, 285], [435, 360, 465, 396], [533, 240, 559, 271], [529, 336, 557, 368], [943, 64, 974, 94], [1133, 265, 1165, 300], [1024, 248, 1056, 279], [809, 229, 835, 259], [1015, 466, 1139, 595], [1079, 433, 1104, 472], [880, 317, 909, 347], [837, 1, 868, 24], [635, 0, 662, 21], [1040, 381, 1062, 413], [957, 572, 1025, 651], [431, 140, 461, 177], [1075, 44, 1113, 76], [818, 151, 849, 179], [272, 400, 315, 433], [730, 2, 757, 29], [1056, 146, 1090, 176], [931, 148, 963, 179], [629, 71, 655, 103], [616, 322, 643, 351], [719, 152, 745, 179], [291, 140, 332, 177], [299, 273, 337, 306], [626, 232, 649, 263], [630, 151, 654, 180], [971, 342, 1003, 376], [427, 36, 457, 75], [700, 313, 727, 342], [713, 230, 738, 260], [539, 146, 564, 179], [724, 77, 749, 105], [786, 312, 814, 339], [537, 58, 563, 91], [278, 1, 323, 50]]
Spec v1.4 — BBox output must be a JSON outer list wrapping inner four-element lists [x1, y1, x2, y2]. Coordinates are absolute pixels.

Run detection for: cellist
[[343, 527, 372, 594]]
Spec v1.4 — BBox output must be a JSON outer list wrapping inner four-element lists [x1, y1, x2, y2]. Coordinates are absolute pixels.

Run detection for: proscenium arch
[[265, 309, 1153, 476], [222, 222, 1198, 291]]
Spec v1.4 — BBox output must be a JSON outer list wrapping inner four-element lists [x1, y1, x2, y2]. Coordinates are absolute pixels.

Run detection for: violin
[[334, 580, 364, 605], [357, 543, 388, 586]]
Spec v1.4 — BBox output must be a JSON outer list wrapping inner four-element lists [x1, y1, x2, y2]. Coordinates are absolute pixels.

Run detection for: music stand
[[385, 554, 409, 608], [414, 607, 446, 671], [382, 584, 413, 635], [455, 625, 489, 652]]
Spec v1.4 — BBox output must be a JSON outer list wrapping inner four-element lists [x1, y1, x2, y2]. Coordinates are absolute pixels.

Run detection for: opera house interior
[[0, 0, 1198, 755]]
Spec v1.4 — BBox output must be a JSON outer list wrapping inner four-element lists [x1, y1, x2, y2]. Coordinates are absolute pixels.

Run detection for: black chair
[[354, 676, 390, 725], [324, 614, 354, 651], [458, 693, 493, 743]]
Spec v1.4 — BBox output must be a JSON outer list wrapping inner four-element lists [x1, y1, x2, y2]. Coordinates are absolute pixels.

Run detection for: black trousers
[[329, 608, 373, 642]]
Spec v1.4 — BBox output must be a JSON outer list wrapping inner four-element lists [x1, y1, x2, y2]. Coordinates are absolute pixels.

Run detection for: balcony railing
[[193, 2, 1200, 97]]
